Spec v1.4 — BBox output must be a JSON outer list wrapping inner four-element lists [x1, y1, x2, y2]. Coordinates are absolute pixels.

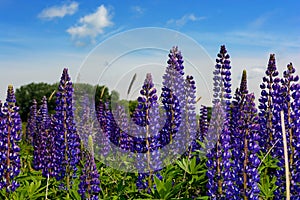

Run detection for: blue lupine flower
[[207, 45, 240, 198], [34, 96, 55, 177], [215, 45, 234, 197], [258, 54, 279, 151], [205, 102, 225, 198], [134, 73, 162, 190], [0, 85, 22, 192], [113, 104, 132, 152], [52, 68, 81, 186], [183, 75, 197, 156], [230, 70, 249, 196], [76, 94, 102, 156], [95, 100, 111, 157], [198, 105, 209, 143], [162, 46, 184, 144], [271, 77, 286, 199], [237, 93, 261, 199], [291, 80, 300, 197], [274, 63, 300, 198], [78, 136, 101, 200]]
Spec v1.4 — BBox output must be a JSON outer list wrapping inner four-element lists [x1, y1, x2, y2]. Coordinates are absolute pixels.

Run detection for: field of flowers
[[0, 45, 299, 199]]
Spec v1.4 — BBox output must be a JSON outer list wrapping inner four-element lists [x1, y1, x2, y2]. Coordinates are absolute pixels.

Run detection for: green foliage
[[15, 82, 58, 122], [258, 152, 279, 199], [0, 130, 286, 199]]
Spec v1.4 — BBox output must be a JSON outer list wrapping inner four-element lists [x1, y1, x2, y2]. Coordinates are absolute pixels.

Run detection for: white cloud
[[250, 67, 265, 74], [167, 14, 206, 27], [131, 6, 144, 15], [38, 2, 78, 20], [67, 5, 113, 41], [249, 12, 275, 29]]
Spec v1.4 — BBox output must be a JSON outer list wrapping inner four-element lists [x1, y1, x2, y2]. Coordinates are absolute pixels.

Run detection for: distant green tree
[[15, 82, 58, 122]]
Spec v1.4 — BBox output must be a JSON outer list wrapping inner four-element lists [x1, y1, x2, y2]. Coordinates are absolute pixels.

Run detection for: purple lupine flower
[[198, 105, 209, 142], [133, 73, 162, 190], [76, 94, 102, 156], [78, 136, 101, 200], [213, 45, 232, 106], [237, 93, 261, 199], [33, 99, 45, 171], [206, 45, 235, 198], [215, 45, 235, 197], [258, 54, 279, 151], [162, 46, 184, 143], [136, 154, 149, 190], [183, 75, 197, 156], [0, 85, 22, 192], [270, 74, 288, 199], [274, 63, 300, 198], [205, 102, 225, 198], [159, 86, 181, 147], [33, 96, 55, 177], [103, 102, 121, 149], [52, 68, 81, 186], [25, 99, 37, 144], [229, 70, 249, 193], [95, 100, 110, 157], [113, 104, 132, 152], [291, 80, 300, 197]]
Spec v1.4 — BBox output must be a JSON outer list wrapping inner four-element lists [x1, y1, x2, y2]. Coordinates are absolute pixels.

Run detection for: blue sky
[[0, 0, 299, 105]]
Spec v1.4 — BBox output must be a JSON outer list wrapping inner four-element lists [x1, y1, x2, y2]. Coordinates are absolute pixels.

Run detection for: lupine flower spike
[[78, 135, 101, 200], [52, 68, 81, 190], [0, 85, 22, 192]]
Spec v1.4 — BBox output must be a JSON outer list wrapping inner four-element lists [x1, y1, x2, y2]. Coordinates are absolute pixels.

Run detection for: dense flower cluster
[[34, 96, 55, 177], [206, 45, 234, 198], [1, 44, 299, 199], [206, 47, 261, 199], [162, 46, 184, 146], [133, 73, 162, 189], [236, 93, 261, 199], [258, 54, 279, 151], [205, 102, 225, 198], [52, 68, 81, 184], [78, 136, 101, 200], [269, 62, 300, 199], [198, 105, 209, 142], [0, 85, 22, 192], [291, 79, 300, 197]]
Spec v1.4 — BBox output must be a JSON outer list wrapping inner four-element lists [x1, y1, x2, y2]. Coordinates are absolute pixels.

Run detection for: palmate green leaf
[[259, 174, 277, 199], [152, 174, 184, 199], [176, 157, 204, 175], [7, 179, 51, 200]]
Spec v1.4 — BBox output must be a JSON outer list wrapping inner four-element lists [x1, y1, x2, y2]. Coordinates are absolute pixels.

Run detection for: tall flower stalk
[[291, 78, 300, 197], [206, 45, 233, 198], [273, 63, 300, 198], [162, 46, 184, 144], [78, 135, 101, 200], [52, 68, 81, 191], [134, 73, 161, 190], [35, 96, 55, 177], [0, 85, 22, 193], [238, 93, 261, 199], [258, 54, 279, 151]]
